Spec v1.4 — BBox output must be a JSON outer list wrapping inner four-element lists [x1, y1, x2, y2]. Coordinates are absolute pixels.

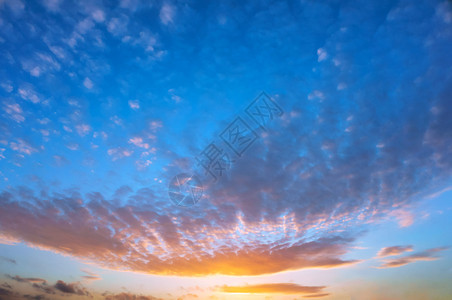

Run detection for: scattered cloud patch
[[83, 77, 93, 89], [317, 48, 328, 62], [128, 100, 140, 110], [377, 245, 413, 257], [107, 147, 133, 161], [160, 3, 175, 25], [10, 139, 37, 155]]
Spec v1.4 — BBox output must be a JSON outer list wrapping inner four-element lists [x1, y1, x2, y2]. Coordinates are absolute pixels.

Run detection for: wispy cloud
[[128, 99, 140, 110], [377, 245, 413, 257], [10, 139, 38, 155], [159, 3, 175, 25], [107, 147, 133, 160], [220, 283, 328, 295], [83, 77, 94, 89], [378, 247, 449, 268]]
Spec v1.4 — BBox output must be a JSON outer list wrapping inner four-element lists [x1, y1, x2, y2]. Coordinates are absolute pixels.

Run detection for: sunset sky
[[1, 0, 452, 299]]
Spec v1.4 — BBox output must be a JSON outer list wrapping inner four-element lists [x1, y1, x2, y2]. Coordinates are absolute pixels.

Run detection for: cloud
[[7, 275, 46, 283], [75, 124, 92, 137], [149, 120, 163, 132], [0, 0, 451, 282], [81, 275, 100, 281], [54, 280, 90, 296], [107, 15, 129, 36], [10, 139, 38, 155], [18, 86, 40, 103], [0, 256, 16, 264], [378, 247, 449, 268], [91, 9, 105, 23], [377, 245, 413, 257], [1, 0, 25, 15], [81, 269, 101, 281], [103, 292, 162, 300], [3, 102, 25, 123], [41, 0, 61, 12], [159, 3, 175, 25], [0, 286, 13, 297], [83, 77, 94, 89], [5, 275, 90, 297], [389, 209, 414, 228], [108, 147, 133, 161], [66, 143, 79, 151], [220, 283, 327, 295], [128, 100, 140, 110], [0, 187, 360, 276], [303, 293, 330, 298], [129, 137, 149, 149], [317, 48, 327, 62]]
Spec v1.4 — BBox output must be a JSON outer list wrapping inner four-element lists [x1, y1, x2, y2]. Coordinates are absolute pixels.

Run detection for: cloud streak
[[378, 247, 449, 268], [377, 245, 413, 257], [220, 283, 328, 295]]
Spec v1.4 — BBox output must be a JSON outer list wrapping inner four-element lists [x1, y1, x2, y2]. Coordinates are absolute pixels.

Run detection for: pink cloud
[[10, 139, 37, 155], [389, 209, 414, 228], [75, 124, 92, 137], [129, 137, 149, 149], [3, 103, 25, 123], [160, 3, 175, 25], [377, 245, 413, 257], [108, 148, 133, 161]]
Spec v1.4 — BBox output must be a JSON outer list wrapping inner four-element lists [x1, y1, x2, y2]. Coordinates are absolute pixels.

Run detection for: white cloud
[[136, 159, 152, 170], [83, 77, 93, 89], [110, 115, 123, 126], [75, 124, 92, 137], [10, 139, 37, 155], [3, 0, 25, 15], [149, 120, 163, 132], [168, 88, 181, 102], [128, 100, 140, 110], [37, 118, 51, 125], [91, 9, 105, 23], [0, 82, 13, 93], [76, 18, 95, 34], [128, 137, 149, 149], [4, 103, 25, 123], [107, 16, 129, 36], [18, 87, 40, 103], [66, 143, 79, 151], [308, 90, 325, 101], [41, 0, 61, 12], [107, 148, 133, 161], [160, 3, 175, 25], [317, 48, 328, 62]]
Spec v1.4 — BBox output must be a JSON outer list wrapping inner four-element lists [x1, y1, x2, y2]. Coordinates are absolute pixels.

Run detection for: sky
[[0, 0, 452, 299]]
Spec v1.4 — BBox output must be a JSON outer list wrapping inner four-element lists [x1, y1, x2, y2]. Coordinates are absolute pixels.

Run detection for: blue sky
[[0, 0, 452, 299]]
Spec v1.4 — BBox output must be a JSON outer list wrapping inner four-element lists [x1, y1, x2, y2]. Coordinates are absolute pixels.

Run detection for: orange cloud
[[303, 293, 330, 298], [0, 189, 360, 276], [220, 283, 328, 296]]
